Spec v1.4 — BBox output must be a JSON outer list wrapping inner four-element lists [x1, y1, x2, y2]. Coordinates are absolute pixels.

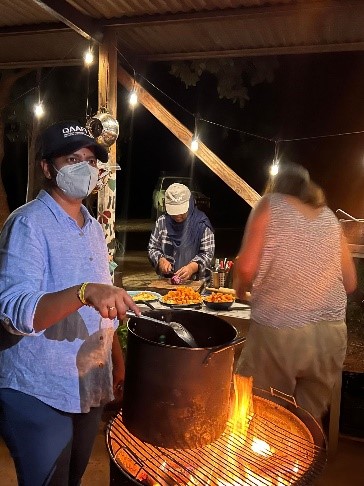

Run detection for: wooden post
[[98, 32, 118, 267], [117, 65, 261, 208]]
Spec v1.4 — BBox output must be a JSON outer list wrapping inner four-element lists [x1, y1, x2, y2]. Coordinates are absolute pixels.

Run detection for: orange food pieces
[[204, 292, 235, 303], [162, 287, 202, 305]]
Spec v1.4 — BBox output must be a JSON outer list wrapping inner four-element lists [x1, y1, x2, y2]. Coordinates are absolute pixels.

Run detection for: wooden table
[[147, 278, 204, 292]]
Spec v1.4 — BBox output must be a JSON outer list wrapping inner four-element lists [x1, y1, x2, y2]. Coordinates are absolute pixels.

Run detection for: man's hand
[[158, 257, 172, 275], [175, 262, 198, 282], [83, 283, 141, 320]]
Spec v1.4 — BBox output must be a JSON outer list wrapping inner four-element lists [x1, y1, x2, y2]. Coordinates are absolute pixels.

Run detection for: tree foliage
[[169, 57, 279, 109]]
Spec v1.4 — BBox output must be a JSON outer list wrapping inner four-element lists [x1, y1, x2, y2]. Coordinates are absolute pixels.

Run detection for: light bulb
[[270, 160, 279, 176], [84, 49, 94, 65], [34, 102, 45, 118], [190, 136, 199, 152], [129, 90, 138, 107]]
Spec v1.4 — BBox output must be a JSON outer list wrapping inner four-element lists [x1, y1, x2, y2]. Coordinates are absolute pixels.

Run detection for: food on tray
[[131, 292, 158, 302], [204, 292, 235, 303], [161, 287, 202, 305]]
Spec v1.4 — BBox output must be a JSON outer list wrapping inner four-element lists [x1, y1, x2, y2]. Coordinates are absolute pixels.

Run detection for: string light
[[84, 47, 94, 66], [190, 135, 199, 152], [129, 90, 138, 107], [34, 71, 45, 118], [129, 74, 138, 107], [117, 60, 364, 152], [190, 115, 199, 152], [269, 141, 280, 176], [85, 46, 92, 118], [270, 160, 279, 176], [34, 102, 45, 118], [5, 51, 364, 157]]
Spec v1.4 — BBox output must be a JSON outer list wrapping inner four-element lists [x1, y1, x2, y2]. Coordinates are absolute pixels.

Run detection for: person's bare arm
[[341, 233, 357, 294], [33, 283, 140, 332], [233, 197, 270, 300]]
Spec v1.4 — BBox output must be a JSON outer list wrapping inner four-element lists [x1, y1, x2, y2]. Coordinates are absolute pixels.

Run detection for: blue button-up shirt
[[0, 190, 116, 413]]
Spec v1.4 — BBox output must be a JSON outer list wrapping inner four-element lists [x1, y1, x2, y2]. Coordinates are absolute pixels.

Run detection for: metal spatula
[[126, 311, 197, 347]]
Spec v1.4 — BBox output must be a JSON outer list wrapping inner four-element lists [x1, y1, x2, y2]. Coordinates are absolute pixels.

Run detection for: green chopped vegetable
[[117, 322, 128, 350]]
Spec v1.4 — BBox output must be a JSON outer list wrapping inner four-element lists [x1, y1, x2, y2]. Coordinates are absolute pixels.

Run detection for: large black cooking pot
[[122, 309, 245, 449]]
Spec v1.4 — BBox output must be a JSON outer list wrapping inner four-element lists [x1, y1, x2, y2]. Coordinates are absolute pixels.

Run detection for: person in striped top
[[233, 162, 356, 422]]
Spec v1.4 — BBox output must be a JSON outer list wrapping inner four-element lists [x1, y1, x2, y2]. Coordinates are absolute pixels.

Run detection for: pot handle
[[203, 336, 246, 364], [142, 301, 156, 310], [335, 209, 360, 221]]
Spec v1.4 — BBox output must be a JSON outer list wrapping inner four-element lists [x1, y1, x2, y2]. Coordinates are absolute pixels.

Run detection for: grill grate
[[107, 397, 326, 486]]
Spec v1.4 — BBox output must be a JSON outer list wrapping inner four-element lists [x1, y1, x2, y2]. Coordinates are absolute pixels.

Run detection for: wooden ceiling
[[1, 0, 364, 68]]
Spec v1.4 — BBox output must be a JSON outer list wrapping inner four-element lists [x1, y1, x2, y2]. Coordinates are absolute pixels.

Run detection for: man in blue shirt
[[0, 120, 140, 485]]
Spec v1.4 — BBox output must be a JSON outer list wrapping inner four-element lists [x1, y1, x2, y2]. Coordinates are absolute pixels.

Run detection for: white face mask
[[55, 161, 99, 199]]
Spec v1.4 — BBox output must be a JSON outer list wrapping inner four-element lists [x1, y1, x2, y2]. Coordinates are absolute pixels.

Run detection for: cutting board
[[148, 279, 204, 291]]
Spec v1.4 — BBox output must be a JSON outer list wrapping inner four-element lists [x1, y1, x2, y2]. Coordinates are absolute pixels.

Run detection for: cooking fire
[[108, 375, 326, 486]]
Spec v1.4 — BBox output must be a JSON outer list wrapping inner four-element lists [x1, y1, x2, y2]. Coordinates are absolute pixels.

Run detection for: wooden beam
[[0, 59, 83, 69], [98, 33, 117, 111], [117, 66, 260, 208], [0, 22, 67, 36], [32, 0, 103, 42], [2, 38, 364, 69], [142, 41, 364, 62], [98, 32, 118, 264]]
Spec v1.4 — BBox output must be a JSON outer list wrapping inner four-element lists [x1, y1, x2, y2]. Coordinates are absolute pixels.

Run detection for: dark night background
[[117, 51, 364, 227], [3, 50, 364, 238]]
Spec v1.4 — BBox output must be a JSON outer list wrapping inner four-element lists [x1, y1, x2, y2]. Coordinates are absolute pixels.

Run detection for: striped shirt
[[251, 193, 347, 328], [148, 214, 215, 280]]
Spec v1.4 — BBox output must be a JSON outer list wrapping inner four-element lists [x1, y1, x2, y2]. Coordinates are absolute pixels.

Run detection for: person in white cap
[[0, 120, 140, 485], [148, 182, 215, 282]]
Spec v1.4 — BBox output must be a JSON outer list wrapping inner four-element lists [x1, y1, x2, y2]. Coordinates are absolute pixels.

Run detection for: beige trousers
[[235, 319, 347, 420]]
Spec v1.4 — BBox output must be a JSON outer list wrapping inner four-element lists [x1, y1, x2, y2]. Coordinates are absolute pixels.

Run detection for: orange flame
[[229, 374, 254, 436], [187, 375, 298, 486], [120, 374, 311, 486]]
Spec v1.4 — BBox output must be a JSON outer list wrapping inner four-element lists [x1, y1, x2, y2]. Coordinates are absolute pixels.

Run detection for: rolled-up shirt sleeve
[[147, 219, 163, 269], [0, 215, 47, 335], [148, 216, 172, 271]]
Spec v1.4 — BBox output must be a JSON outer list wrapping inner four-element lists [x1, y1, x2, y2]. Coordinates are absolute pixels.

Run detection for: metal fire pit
[[107, 388, 327, 486]]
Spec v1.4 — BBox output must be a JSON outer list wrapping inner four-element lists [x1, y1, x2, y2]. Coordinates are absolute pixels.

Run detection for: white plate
[[127, 291, 162, 302]]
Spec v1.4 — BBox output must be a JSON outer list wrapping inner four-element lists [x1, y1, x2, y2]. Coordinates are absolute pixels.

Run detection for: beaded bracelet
[[77, 282, 90, 306]]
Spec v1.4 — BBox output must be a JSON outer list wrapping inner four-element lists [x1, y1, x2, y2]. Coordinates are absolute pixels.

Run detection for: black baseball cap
[[40, 120, 109, 162]]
